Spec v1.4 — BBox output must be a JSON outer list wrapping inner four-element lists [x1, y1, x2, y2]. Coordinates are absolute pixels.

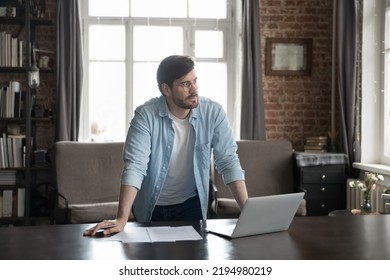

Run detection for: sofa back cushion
[[214, 140, 295, 199], [53, 141, 124, 223]]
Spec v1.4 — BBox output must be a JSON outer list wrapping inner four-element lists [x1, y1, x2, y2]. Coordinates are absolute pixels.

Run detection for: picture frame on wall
[[265, 38, 312, 76]]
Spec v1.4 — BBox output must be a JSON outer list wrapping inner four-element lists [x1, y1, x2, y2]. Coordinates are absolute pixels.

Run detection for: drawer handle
[[321, 204, 326, 208], [321, 175, 326, 180], [321, 187, 326, 192]]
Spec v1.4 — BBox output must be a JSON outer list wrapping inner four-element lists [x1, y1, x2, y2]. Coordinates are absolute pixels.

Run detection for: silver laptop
[[206, 192, 304, 239]]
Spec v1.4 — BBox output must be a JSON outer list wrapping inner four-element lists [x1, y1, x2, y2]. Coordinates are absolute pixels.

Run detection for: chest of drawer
[[305, 198, 345, 216], [302, 183, 344, 199], [301, 164, 345, 184], [302, 184, 346, 215]]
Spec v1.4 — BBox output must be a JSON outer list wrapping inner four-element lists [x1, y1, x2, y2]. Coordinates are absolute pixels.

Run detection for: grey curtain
[[240, 0, 266, 140], [56, 0, 83, 141], [336, 0, 361, 175]]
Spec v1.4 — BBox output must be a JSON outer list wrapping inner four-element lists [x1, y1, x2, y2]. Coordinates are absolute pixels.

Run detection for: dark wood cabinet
[[295, 153, 348, 216]]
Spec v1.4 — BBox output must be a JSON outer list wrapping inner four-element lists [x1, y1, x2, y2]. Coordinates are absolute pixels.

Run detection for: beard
[[172, 93, 199, 110]]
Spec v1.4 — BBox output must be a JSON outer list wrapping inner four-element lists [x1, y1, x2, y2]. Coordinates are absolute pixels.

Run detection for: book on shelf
[[17, 187, 24, 217], [0, 132, 26, 168], [0, 134, 9, 168], [0, 170, 17, 185], [8, 134, 26, 168], [0, 183, 25, 219], [0, 188, 24, 218], [1, 189, 13, 218], [7, 136, 13, 167], [0, 30, 25, 68], [0, 81, 24, 118]]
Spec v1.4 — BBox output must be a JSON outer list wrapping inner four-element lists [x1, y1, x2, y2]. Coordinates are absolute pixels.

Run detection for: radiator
[[347, 179, 390, 213]]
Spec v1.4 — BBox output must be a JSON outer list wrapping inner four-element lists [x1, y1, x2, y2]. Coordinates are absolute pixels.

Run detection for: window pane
[[385, 51, 390, 156], [131, 0, 186, 18], [195, 30, 224, 58], [195, 62, 227, 112], [89, 62, 126, 142], [385, 8, 390, 156], [189, 0, 227, 19], [89, 0, 129, 17], [133, 62, 160, 109], [133, 26, 183, 61], [386, 8, 390, 49], [89, 25, 126, 60]]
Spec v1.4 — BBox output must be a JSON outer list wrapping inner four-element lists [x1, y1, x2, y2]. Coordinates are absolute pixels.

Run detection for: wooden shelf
[[0, 16, 53, 26], [0, 67, 54, 73], [0, 117, 53, 122], [0, 66, 25, 72]]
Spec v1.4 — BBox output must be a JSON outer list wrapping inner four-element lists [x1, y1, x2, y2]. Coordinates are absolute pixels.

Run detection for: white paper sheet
[[106, 226, 203, 243]]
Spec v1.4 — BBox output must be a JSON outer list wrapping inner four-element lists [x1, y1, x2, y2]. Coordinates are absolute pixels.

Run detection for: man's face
[[165, 69, 199, 113]]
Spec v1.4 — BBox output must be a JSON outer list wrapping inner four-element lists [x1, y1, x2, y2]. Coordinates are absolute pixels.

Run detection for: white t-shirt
[[156, 112, 197, 205]]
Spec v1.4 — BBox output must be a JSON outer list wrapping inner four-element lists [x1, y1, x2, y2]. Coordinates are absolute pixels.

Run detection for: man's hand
[[83, 219, 126, 236], [83, 185, 138, 237]]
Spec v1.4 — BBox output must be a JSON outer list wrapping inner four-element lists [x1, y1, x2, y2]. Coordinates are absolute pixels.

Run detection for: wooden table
[[1, 215, 390, 260]]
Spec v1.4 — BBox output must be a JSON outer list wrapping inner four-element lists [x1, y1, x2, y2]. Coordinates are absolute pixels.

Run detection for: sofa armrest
[[49, 185, 70, 223]]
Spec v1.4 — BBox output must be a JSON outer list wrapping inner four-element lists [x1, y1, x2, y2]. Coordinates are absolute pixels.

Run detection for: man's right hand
[[83, 219, 126, 236]]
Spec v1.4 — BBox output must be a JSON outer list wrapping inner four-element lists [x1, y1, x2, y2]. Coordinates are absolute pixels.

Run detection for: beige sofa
[[210, 140, 306, 218], [52, 141, 127, 224], [52, 140, 304, 224]]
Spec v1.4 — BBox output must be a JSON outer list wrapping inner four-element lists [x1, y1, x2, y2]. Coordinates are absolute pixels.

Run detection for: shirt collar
[[158, 95, 200, 120]]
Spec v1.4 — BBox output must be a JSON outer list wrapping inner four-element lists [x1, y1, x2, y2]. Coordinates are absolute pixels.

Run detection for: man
[[84, 55, 248, 236]]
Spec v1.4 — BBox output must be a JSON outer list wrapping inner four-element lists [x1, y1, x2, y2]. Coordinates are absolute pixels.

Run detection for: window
[[80, 0, 239, 142], [360, 1, 387, 166]]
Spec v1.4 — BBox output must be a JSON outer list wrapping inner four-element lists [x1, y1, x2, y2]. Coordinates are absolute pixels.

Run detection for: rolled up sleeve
[[211, 103, 245, 185]]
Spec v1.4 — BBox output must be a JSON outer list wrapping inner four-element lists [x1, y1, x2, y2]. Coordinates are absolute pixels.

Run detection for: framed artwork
[[265, 38, 312, 76]]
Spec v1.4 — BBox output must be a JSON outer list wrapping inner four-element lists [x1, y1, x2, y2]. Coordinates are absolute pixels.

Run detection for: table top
[[1, 215, 390, 260]]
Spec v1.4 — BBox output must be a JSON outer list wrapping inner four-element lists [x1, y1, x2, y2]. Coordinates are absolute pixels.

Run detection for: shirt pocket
[[196, 142, 211, 170]]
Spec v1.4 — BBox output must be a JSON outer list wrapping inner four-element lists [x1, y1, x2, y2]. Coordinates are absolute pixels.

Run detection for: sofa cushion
[[69, 202, 119, 224], [53, 141, 126, 223], [213, 140, 296, 199], [211, 140, 306, 218]]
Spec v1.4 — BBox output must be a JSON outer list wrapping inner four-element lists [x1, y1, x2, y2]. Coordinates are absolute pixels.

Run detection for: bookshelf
[[0, 0, 54, 225]]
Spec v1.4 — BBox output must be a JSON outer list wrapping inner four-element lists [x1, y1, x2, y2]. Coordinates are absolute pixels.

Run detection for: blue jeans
[[151, 195, 203, 221]]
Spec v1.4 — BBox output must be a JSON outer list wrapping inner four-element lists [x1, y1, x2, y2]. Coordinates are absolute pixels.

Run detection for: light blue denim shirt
[[121, 95, 244, 222]]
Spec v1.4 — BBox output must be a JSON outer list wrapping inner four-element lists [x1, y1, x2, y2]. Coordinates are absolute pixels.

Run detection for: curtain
[[56, 0, 83, 141], [336, 0, 361, 176], [240, 0, 266, 140]]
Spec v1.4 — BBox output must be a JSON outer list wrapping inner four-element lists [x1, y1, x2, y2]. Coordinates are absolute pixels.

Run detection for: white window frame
[[355, 0, 390, 179], [361, 0, 384, 164], [79, 0, 241, 142], [383, 4, 390, 164]]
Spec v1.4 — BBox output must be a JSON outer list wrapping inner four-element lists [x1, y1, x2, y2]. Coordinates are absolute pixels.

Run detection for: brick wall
[[260, 0, 334, 150]]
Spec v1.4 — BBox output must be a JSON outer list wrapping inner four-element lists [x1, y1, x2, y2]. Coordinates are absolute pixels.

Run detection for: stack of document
[[107, 226, 203, 243]]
